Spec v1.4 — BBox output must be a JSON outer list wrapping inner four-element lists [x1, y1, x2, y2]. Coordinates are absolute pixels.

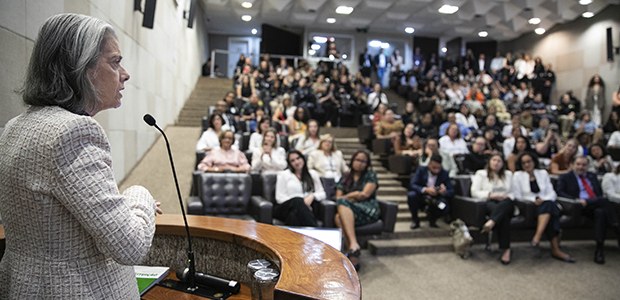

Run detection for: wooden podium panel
[[145, 215, 361, 300]]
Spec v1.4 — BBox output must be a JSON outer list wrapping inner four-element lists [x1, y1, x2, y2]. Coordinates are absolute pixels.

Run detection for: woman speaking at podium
[[0, 14, 162, 299]]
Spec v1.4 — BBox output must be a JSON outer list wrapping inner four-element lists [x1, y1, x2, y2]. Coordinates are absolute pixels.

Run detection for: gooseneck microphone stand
[[143, 114, 198, 292], [144, 114, 240, 299]]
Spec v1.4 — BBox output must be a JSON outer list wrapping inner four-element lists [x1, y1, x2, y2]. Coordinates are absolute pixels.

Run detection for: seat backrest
[[452, 175, 472, 197], [239, 132, 250, 151], [320, 177, 337, 200], [608, 147, 620, 161], [260, 173, 278, 204], [198, 173, 252, 214]]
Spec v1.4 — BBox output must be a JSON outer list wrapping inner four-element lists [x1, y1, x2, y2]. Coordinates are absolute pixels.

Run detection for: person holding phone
[[407, 154, 454, 229]]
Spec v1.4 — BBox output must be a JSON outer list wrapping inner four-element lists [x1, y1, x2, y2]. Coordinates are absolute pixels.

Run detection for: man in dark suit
[[557, 156, 620, 264], [407, 154, 454, 229]]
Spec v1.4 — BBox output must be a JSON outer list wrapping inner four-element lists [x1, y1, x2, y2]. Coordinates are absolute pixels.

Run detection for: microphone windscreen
[[143, 114, 156, 126]]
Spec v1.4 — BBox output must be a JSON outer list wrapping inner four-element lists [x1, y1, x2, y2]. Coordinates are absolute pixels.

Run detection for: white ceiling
[[199, 0, 618, 41]]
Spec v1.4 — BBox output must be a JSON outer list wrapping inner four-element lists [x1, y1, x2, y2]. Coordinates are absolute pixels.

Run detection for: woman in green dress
[[335, 150, 380, 270]]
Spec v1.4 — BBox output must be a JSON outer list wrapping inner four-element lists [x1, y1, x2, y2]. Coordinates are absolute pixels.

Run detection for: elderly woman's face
[[89, 37, 130, 114]]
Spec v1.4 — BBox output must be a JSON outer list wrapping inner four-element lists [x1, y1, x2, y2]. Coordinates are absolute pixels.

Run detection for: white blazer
[[601, 172, 620, 203], [470, 170, 514, 201], [512, 169, 557, 202]]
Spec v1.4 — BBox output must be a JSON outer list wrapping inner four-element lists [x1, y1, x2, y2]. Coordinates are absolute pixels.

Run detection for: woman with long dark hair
[[585, 74, 606, 126], [512, 152, 574, 263], [274, 150, 326, 226], [335, 150, 380, 270], [471, 154, 514, 264]]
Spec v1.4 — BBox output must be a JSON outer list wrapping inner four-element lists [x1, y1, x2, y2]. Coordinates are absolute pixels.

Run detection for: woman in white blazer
[[0, 14, 161, 299], [512, 152, 574, 262], [602, 164, 620, 203], [471, 154, 515, 264], [274, 150, 326, 226]]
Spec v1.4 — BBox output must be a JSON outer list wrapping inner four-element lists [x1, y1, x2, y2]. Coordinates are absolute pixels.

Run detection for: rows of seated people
[[194, 63, 393, 270], [374, 50, 620, 265]]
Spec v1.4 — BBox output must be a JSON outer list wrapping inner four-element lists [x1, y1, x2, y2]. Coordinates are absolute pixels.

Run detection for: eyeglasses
[[354, 158, 368, 164]]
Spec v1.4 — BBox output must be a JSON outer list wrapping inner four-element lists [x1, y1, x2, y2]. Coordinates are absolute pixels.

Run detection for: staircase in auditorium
[[179, 77, 454, 256], [327, 128, 453, 256]]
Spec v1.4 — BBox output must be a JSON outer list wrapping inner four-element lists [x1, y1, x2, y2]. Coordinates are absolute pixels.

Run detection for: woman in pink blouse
[[198, 130, 250, 173]]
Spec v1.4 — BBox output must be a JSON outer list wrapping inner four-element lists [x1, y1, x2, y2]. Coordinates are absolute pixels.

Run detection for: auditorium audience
[[0, 13, 162, 298], [602, 164, 620, 203], [587, 143, 613, 175], [197, 130, 250, 173], [251, 128, 287, 174], [248, 118, 273, 154], [295, 119, 321, 156], [335, 150, 380, 270], [584, 74, 606, 126], [506, 136, 533, 172], [196, 113, 230, 152], [556, 156, 619, 264], [549, 139, 579, 175], [408, 154, 454, 229], [471, 154, 514, 264], [438, 123, 469, 155], [512, 152, 574, 263], [375, 109, 404, 140], [274, 150, 326, 226], [307, 134, 349, 182], [394, 123, 423, 157]]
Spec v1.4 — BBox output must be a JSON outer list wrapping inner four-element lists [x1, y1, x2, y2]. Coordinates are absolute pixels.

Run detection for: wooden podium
[[141, 214, 361, 299]]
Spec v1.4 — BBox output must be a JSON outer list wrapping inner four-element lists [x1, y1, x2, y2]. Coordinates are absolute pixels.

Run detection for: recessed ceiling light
[[241, 15, 252, 22], [313, 36, 327, 43], [251, 28, 257, 35], [342, 54, 348, 59], [478, 31, 488, 37], [241, 1, 252, 8], [335, 6, 354, 15], [582, 11, 594, 18], [438, 4, 459, 14], [311, 44, 321, 50], [441, 47, 447, 53], [579, 0, 592, 5], [535, 27, 546, 35], [368, 40, 382, 48], [326, 18, 336, 24], [528, 17, 541, 25], [308, 49, 316, 55], [405, 27, 415, 34]]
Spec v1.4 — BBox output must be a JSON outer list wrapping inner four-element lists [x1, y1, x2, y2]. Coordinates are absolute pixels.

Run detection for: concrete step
[[368, 236, 453, 256], [375, 186, 407, 197], [378, 180, 402, 187]]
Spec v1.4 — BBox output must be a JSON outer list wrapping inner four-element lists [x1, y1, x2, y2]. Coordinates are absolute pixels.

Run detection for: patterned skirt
[[337, 198, 381, 226]]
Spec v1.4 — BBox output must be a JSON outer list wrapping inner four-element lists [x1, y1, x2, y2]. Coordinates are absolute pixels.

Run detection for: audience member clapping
[[251, 128, 287, 174], [197, 130, 250, 173]]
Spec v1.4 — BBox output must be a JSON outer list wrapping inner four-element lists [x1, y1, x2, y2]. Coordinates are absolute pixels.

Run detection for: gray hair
[[20, 13, 116, 114]]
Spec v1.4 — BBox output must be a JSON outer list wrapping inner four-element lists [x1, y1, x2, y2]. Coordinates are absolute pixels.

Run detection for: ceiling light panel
[[336, 6, 354, 15]]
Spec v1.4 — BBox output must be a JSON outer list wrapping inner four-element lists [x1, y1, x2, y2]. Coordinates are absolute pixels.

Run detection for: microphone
[[143, 114, 197, 291], [176, 268, 240, 294]]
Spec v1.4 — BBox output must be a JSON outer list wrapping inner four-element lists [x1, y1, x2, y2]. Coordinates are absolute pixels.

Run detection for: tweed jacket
[[0, 106, 156, 299]]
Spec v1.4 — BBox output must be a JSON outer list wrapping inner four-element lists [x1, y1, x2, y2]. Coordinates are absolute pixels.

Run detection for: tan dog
[[450, 219, 473, 259]]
